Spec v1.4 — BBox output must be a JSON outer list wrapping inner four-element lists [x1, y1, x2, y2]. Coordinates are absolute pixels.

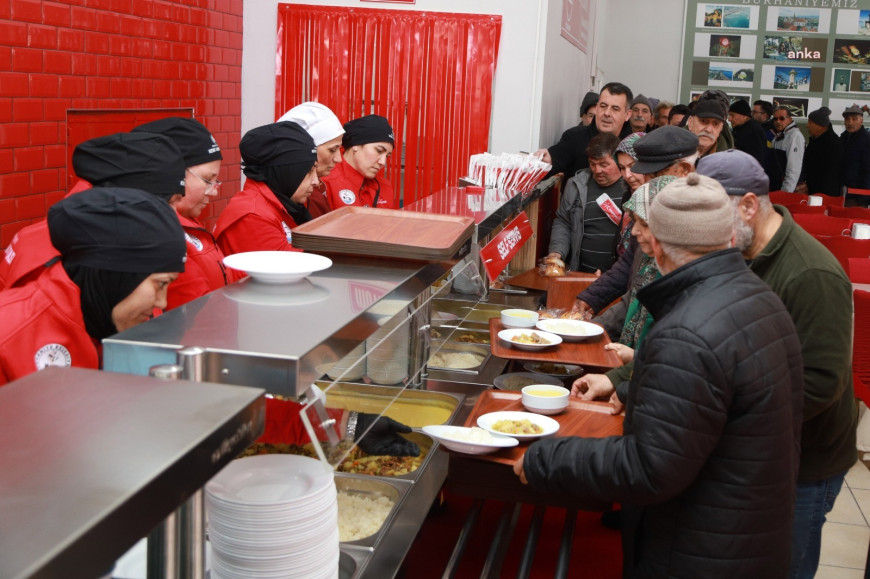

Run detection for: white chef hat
[[277, 102, 344, 146]]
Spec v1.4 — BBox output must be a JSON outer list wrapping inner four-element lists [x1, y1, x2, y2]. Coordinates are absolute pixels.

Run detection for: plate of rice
[[422, 425, 518, 455], [535, 318, 604, 342]]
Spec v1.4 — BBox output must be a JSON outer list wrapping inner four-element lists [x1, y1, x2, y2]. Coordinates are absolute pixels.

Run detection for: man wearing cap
[[686, 98, 730, 159], [546, 133, 630, 274], [535, 82, 634, 179], [516, 173, 803, 577], [321, 114, 397, 211], [698, 150, 855, 578], [771, 106, 806, 192], [214, 121, 319, 254], [840, 104, 870, 206], [579, 91, 598, 126], [796, 107, 843, 197], [0, 132, 187, 291], [629, 94, 654, 133], [729, 99, 766, 165], [0, 187, 187, 386], [279, 102, 345, 218]]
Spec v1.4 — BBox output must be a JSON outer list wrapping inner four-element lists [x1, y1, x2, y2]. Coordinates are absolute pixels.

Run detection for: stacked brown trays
[[292, 207, 475, 261]]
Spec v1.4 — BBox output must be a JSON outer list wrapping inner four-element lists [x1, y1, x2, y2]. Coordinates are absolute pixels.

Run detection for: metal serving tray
[[336, 475, 410, 550], [427, 341, 491, 375]]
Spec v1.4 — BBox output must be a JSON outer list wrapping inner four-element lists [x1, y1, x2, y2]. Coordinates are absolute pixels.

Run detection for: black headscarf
[[240, 121, 317, 223], [48, 187, 187, 341], [132, 117, 223, 167]]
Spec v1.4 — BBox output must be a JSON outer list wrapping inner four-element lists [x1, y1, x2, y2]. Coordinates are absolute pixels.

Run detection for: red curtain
[[276, 4, 501, 206]]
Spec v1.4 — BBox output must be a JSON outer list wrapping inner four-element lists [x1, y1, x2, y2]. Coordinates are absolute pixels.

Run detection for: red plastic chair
[[828, 205, 870, 224], [847, 258, 870, 284], [788, 205, 827, 215], [809, 193, 846, 207], [816, 236, 870, 271], [846, 187, 870, 200], [793, 214, 853, 236], [769, 191, 808, 206], [853, 290, 870, 407]]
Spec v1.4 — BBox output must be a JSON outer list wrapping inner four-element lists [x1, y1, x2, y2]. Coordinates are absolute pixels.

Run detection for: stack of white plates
[[205, 455, 339, 579]]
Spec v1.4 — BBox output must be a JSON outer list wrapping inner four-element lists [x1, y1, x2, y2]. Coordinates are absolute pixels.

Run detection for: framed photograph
[[776, 8, 820, 33], [704, 5, 723, 27], [709, 65, 733, 81], [834, 39, 870, 65], [762, 35, 826, 62], [833, 68, 851, 92], [709, 34, 742, 58], [773, 66, 811, 91], [861, 10, 870, 35], [772, 96, 809, 118], [722, 6, 751, 29]]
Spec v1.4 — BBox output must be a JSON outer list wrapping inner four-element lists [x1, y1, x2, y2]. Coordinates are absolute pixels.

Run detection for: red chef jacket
[[166, 214, 243, 310], [0, 262, 100, 387], [214, 180, 304, 255], [322, 161, 396, 211], [0, 179, 92, 290]]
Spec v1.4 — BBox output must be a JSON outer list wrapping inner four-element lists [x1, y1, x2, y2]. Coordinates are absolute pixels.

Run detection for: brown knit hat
[[648, 173, 733, 247]]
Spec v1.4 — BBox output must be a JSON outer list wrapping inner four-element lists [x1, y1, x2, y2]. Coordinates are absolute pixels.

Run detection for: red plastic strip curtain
[[276, 5, 502, 206]]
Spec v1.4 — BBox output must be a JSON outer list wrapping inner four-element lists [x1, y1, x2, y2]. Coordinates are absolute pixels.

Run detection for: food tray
[[321, 383, 460, 428], [292, 207, 475, 260], [427, 341, 490, 375], [503, 268, 599, 291], [335, 474, 409, 549], [489, 319, 622, 370]]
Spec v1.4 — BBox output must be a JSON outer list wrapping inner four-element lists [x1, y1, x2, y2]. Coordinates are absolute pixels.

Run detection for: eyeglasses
[[773, 116, 789, 121], [187, 168, 222, 194]]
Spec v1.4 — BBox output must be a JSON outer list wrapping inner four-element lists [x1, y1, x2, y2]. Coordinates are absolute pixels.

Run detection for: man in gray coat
[[545, 133, 630, 273], [516, 174, 804, 578]]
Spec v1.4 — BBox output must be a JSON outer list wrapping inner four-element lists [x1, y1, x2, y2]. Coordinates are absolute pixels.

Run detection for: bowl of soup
[[521, 385, 570, 415]]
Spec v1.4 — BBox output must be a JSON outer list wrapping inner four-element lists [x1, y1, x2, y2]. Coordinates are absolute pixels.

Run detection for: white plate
[[222, 251, 332, 284], [476, 411, 560, 440], [206, 454, 334, 505], [535, 318, 604, 342], [497, 328, 562, 350], [422, 425, 518, 455]]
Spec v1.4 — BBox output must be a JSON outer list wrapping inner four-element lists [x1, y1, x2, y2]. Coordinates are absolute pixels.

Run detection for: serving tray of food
[[502, 267, 598, 292], [488, 319, 622, 370]]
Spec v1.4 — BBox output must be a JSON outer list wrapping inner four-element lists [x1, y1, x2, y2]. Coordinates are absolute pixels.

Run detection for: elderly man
[[536, 82, 633, 179], [687, 99, 728, 159], [546, 133, 630, 274], [771, 106, 805, 192], [840, 104, 870, 206], [629, 94, 654, 133], [653, 100, 673, 128], [573, 127, 699, 322], [796, 106, 843, 196], [516, 173, 804, 578], [729, 99, 766, 164], [697, 150, 855, 579]]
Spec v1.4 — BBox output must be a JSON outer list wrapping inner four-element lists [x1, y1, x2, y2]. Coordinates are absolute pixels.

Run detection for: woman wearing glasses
[[133, 117, 242, 310]]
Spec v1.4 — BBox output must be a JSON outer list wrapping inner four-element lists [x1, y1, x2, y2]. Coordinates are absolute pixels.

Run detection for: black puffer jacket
[[523, 250, 804, 578]]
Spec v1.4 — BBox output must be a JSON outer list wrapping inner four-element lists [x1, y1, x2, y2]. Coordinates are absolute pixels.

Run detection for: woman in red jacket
[[132, 117, 244, 310], [214, 121, 319, 254], [0, 187, 186, 387], [322, 115, 397, 210]]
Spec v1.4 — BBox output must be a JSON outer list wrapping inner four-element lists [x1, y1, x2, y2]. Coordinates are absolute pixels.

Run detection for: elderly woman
[[133, 117, 244, 310], [214, 121, 320, 254], [0, 187, 186, 386], [279, 102, 345, 218], [322, 115, 397, 210]]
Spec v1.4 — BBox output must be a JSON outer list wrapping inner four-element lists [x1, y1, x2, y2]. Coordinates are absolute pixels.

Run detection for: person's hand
[[534, 148, 552, 164], [794, 182, 808, 195], [354, 413, 420, 457], [545, 252, 562, 261], [605, 342, 634, 364], [571, 299, 593, 321], [571, 373, 615, 401], [608, 391, 625, 415], [513, 456, 529, 484], [593, 269, 602, 278]]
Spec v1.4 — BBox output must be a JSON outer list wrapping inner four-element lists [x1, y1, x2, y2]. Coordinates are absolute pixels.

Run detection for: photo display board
[[681, 1, 870, 129]]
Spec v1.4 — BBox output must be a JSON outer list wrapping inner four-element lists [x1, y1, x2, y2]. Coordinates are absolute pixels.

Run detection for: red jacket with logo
[[166, 214, 243, 310], [214, 180, 303, 255], [0, 262, 100, 387], [0, 179, 92, 290], [322, 161, 396, 211]]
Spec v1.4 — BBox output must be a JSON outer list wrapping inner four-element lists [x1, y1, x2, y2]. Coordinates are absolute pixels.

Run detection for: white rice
[[337, 491, 394, 542], [429, 352, 483, 369], [446, 426, 494, 443]]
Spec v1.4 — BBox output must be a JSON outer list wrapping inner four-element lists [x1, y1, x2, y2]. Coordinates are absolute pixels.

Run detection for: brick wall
[[0, 0, 244, 248]]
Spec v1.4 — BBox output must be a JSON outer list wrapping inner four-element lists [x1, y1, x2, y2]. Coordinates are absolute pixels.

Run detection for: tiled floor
[[817, 459, 870, 578]]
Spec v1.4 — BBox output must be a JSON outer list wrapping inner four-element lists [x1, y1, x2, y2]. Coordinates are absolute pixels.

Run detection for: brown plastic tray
[[489, 319, 622, 370], [292, 207, 475, 260]]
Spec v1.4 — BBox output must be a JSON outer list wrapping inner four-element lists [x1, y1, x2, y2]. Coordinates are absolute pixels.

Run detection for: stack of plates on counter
[[205, 454, 339, 579]]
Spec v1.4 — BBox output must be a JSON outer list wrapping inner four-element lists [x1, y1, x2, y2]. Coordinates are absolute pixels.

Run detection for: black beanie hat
[[240, 121, 316, 171], [72, 133, 186, 201], [132, 117, 222, 167], [341, 115, 395, 149], [808, 106, 832, 127], [728, 99, 752, 117], [48, 187, 187, 274]]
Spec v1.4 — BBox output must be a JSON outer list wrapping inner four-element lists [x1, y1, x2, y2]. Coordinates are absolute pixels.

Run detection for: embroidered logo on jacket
[[35, 343, 72, 370], [184, 232, 203, 252], [339, 189, 356, 205], [282, 222, 293, 243]]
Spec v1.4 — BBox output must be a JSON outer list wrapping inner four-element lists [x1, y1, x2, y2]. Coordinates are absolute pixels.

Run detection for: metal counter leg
[[146, 512, 178, 579], [554, 509, 578, 579], [481, 503, 521, 579], [442, 498, 484, 579], [516, 505, 546, 579]]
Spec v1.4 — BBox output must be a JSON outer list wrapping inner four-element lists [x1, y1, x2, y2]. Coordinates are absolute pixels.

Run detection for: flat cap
[[631, 126, 699, 175], [696, 149, 769, 196]]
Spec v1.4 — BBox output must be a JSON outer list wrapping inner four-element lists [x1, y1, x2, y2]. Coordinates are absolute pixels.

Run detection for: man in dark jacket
[[796, 107, 844, 196], [840, 104, 870, 206], [697, 150, 855, 579], [516, 173, 804, 578], [536, 82, 633, 179], [729, 98, 767, 165]]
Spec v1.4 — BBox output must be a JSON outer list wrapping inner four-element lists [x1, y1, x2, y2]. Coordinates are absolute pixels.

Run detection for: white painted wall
[[242, 0, 593, 154], [596, 0, 687, 104]]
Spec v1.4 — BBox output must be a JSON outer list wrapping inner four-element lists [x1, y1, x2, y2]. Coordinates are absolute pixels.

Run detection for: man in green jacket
[[697, 149, 856, 579]]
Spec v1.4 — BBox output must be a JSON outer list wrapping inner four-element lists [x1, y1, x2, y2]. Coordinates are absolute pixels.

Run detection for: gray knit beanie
[[648, 173, 733, 247]]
